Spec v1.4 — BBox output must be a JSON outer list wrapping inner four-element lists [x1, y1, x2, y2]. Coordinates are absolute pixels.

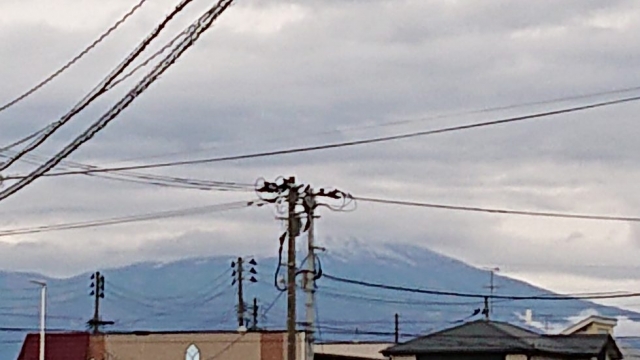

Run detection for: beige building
[[18, 330, 307, 360], [102, 331, 307, 360], [17, 330, 382, 360]]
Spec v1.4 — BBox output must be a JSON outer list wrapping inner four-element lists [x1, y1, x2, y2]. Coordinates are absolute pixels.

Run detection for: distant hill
[[0, 240, 637, 359]]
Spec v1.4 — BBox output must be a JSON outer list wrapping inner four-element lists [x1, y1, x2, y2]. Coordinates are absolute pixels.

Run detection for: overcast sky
[[1, 0, 640, 312]]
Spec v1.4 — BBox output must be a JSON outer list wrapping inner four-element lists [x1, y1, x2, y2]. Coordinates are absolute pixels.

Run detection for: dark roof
[[549, 334, 613, 354], [17, 333, 90, 360], [383, 320, 622, 358]]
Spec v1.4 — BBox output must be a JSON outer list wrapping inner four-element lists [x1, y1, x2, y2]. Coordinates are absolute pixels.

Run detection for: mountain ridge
[[0, 241, 637, 359]]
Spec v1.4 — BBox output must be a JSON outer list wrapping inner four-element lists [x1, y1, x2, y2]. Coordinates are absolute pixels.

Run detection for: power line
[[0, 0, 199, 173], [107, 29, 190, 91], [353, 196, 640, 223], [0, 150, 252, 191], [0, 0, 148, 113], [0, 0, 235, 203], [323, 85, 640, 135], [6, 93, 639, 179], [322, 273, 640, 300], [105, 268, 233, 304], [0, 200, 257, 238], [50, 83, 640, 166]]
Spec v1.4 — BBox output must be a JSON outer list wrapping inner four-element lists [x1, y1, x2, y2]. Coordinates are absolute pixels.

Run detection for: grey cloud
[[0, 0, 639, 293]]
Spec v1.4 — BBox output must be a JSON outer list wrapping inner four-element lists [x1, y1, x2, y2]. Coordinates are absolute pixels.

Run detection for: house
[[561, 315, 618, 336], [559, 315, 640, 360], [381, 320, 623, 360], [17, 330, 307, 360]]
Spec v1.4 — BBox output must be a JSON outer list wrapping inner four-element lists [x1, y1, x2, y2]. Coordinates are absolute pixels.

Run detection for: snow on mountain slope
[[0, 241, 636, 359]]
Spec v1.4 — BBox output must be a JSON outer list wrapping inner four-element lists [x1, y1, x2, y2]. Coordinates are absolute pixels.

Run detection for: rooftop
[[383, 320, 622, 358]]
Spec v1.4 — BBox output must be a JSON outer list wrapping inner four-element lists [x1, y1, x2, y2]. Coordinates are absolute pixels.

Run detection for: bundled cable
[[0, 0, 198, 172], [0, 0, 235, 202], [0, 0, 148, 113]]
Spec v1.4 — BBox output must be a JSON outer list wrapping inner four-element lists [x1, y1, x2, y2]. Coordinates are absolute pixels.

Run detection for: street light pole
[[30, 280, 46, 360]]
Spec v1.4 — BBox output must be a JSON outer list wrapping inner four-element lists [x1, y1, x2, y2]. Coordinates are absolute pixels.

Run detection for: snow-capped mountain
[[0, 242, 636, 359]]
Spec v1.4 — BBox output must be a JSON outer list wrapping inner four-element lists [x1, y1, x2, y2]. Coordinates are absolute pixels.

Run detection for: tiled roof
[[382, 320, 621, 358]]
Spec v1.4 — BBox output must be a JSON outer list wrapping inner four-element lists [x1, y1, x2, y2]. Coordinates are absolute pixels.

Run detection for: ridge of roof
[[382, 320, 620, 357], [483, 321, 538, 350]]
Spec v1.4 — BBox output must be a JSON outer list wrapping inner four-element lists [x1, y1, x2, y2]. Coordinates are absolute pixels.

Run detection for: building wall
[[563, 319, 616, 336], [531, 356, 565, 360], [316, 343, 393, 359], [88, 334, 106, 360], [103, 332, 306, 360], [506, 354, 527, 360], [573, 323, 615, 335]]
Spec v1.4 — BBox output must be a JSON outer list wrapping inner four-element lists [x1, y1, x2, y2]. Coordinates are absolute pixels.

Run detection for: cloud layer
[[1, 0, 639, 308]]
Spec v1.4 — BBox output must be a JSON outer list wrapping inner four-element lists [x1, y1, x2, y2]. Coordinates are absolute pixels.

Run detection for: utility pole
[[287, 177, 299, 360], [90, 271, 103, 334], [232, 257, 258, 329], [482, 296, 490, 320], [304, 194, 317, 360], [394, 313, 399, 343], [256, 176, 353, 360], [88, 272, 113, 333], [251, 297, 259, 331], [483, 267, 500, 316], [235, 257, 245, 327]]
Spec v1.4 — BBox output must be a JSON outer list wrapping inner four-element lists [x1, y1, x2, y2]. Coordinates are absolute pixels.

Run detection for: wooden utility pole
[[287, 178, 299, 360], [235, 257, 245, 328], [256, 176, 351, 360], [251, 297, 259, 331], [483, 296, 490, 320], [394, 313, 399, 343], [87, 271, 112, 333], [90, 271, 103, 334]]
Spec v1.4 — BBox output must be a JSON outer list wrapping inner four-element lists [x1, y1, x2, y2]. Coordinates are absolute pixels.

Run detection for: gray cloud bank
[[0, 0, 639, 295]]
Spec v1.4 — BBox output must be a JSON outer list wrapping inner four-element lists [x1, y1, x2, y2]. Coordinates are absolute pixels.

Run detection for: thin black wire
[[10, 93, 640, 178], [67, 83, 640, 166], [107, 30, 190, 90], [0, 200, 257, 238], [0, 0, 198, 173], [0, 0, 234, 203], [203, 333, 247, 360], [261, 291, 285, 319], [323, 273, 640, 300], [0, 129, 49, 153], [0, 150, 252, 191], [353, 196, 640, 223], [105, 267, 233, 304], [0, 0, 148, 113], [108, 284, 232, 315], [340, 84, 640, 133]]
